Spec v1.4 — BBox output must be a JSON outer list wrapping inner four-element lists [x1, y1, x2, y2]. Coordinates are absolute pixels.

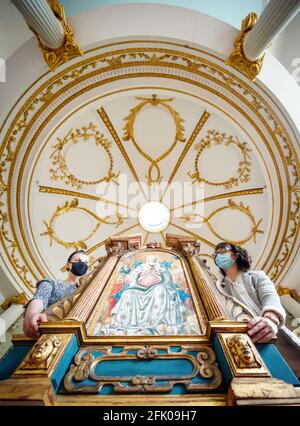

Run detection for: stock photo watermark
[[94, 174, 205, 229]]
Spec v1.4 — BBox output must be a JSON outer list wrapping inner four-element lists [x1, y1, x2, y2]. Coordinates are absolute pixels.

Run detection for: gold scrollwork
[[1, 292, 28, 311], [181, 199, 263, 245], [122, 94, 186, 184], [30, 0, 83, 71], [64, 345, 222, 394], [226, 13, 265, 81], [40, 198, 125, 249], [277, 285, 300, 302], [188, 130, 251, 189], [50, 122, 119, 189]]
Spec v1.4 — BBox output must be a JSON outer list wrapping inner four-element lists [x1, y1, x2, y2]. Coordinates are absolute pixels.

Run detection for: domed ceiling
[[0, 39, 299, 296]]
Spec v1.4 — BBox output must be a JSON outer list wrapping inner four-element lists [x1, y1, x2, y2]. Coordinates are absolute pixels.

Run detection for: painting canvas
[[90, 250, 202, 336]]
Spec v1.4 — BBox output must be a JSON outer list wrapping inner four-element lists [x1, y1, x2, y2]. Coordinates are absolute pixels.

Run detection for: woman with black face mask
[[23, 250, 89, 338]]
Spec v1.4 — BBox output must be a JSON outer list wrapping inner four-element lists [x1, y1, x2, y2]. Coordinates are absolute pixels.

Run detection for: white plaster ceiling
[[28, 90, 268, 281], [1, 37, 299, 298]]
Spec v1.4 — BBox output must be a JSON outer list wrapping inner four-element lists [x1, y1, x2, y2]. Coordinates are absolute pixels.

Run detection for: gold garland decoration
[[40, 198, 125, 249], [188, 130, 252, 189], [122, 94, 186, 184], [49, 122, 119, 189]]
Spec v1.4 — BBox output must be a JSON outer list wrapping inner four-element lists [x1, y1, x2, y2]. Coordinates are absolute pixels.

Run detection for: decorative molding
[[13, 333, 72, 377], [97, 106, 147, 200], [49, 122, 119, 188], [226, 13, 265, 81], [105, 234, 142, 256], [218, 333, 270, 377], [187, 255, 228, 321], [277, 285, 300, 303], [170, 187, 265, 213], [227, 377, 300, 406], [181, 199, 264, 245], [1, 292, 28, 310], [66, 255, 119, 322], [40, 198, 125, 249], [33, 0, 83, 71], [160, 111, 210, 201], [122, 94, 186, 184], [188, 129, 252, 188], [39, 185, 138, 212], [64, 345, 222, 394]]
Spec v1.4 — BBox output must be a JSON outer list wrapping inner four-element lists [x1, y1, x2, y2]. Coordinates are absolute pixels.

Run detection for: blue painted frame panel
[[0, 344, 33, 381], [58, 345, 221, 395], [213, 336, 232, 388], [256, 343, 300, 386], [51, 335, 79, 393]]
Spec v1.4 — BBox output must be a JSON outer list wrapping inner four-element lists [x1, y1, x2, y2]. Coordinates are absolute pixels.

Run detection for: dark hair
[[214, 242, 252, 276], [67, 249, 86, 263]]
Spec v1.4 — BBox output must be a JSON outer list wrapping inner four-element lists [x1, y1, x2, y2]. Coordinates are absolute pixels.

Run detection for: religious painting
[[88, 250, 203, 336]]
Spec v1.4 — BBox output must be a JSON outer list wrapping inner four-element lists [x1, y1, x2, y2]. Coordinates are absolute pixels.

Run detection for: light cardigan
[[216, 270, 286, 327]]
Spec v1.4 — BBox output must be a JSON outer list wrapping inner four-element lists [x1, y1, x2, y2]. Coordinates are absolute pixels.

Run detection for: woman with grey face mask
[[213, 242, 285, 343], [23, 249, 89, 338]]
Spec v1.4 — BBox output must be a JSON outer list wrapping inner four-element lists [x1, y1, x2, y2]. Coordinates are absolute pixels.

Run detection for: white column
[[11, 0, 65, 49], [0, 304, 24, 341], [281, 294, 300, 319], [244, 0, 300, 61]]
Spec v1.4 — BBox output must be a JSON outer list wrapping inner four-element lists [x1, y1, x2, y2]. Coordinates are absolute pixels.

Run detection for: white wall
[[270, 12, 300, 84]]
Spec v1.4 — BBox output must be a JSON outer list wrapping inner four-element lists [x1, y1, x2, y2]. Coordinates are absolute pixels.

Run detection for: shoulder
[[242, 270, 267, 278], [36, 278, 54, 288], [240, 270, 268, 287], [36, 278, 64, 289], [243, 270, 273, 287]]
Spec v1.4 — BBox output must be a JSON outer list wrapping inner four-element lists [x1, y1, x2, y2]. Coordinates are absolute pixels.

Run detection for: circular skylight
[[138, 201, 170, 233]]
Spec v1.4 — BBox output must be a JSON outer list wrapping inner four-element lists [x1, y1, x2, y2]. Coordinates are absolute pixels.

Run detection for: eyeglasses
[[212, 248, 231, 258]]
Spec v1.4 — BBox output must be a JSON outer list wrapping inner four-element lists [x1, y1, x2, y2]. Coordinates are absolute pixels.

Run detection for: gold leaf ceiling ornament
[[49, 122, 119, 189], [30, 0, 83, 72], [181, 199, 263, 245], [188, 130, 251, 189], [40, 198, 125, 250], [122, 94, 186, 185]]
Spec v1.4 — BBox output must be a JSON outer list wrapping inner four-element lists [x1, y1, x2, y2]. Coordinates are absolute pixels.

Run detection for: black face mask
[[69, 261, 88, 276]]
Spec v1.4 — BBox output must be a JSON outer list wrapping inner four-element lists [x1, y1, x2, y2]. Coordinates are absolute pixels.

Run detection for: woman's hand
[[23, 312, 47, 338], [247, 316, 278, 343]]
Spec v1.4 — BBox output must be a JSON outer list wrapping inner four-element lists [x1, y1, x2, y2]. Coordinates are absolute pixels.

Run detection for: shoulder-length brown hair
[[214, 242, 252, 275]]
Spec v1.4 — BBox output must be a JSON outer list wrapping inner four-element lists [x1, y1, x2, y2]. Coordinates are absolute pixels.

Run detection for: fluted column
[[244, 0, 300, 61], [12, 0, 65, 49], [66, 255, 119, 322], [11, 0, 83, 71], [188, 257, 228, 321]]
